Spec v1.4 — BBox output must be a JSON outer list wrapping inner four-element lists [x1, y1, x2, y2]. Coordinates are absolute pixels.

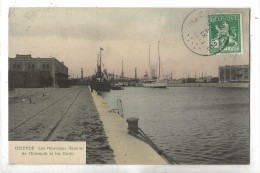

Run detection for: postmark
[[181, 9, 232, 56], [208, 13, 242, 54]]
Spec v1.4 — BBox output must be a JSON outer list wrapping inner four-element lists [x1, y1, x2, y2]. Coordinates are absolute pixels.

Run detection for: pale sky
[[9, 8, 249, 79]]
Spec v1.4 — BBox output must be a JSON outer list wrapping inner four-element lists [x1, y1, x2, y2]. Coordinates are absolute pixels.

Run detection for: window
[[225, 69, 230, 80], [231, 68, 236, 80], [43, 64, 46, 69], [237, 69, 242, 75], [47, 64, 49, 69], [244, 76, 248, 80], [17, 64, 20, 69], [28, 64, 31, 69], [13, 64, 16, 69], [32, 64, 35, 70]]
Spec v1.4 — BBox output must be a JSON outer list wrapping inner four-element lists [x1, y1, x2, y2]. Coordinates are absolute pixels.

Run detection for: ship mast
[[158, 41, 160, 79], [98, 47, 104, 78], [149, 45, 151, 78], [99, 51, 101, 69]]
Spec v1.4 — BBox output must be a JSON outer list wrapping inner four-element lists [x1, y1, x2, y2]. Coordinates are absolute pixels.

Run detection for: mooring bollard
[[126, 118, 139, 134], [90, 84, 93, 92]]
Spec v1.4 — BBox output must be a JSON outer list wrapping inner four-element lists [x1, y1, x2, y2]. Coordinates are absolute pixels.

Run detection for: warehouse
[[9, 54, 68, 88], [219, 65, 249, 83]]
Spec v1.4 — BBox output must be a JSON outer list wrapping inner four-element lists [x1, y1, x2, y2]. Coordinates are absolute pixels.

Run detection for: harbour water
[[100, 87, 249, 164]]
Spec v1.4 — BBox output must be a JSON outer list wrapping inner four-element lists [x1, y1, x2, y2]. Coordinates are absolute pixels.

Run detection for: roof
[[9, 54, 67, 68]]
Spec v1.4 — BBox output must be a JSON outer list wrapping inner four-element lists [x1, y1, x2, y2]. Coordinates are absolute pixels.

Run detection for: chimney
[[121, 60, 124, 78], [135, 67, 137, 79]]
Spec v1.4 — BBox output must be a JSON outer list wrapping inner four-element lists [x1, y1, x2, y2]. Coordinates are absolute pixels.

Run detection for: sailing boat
[[143, 41, 167, 88]]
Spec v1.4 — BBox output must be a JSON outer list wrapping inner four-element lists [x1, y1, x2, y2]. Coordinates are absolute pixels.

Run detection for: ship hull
[[94, 82, 111, 92], [111, 85, 124, 90], [143, 80, 167, 88]]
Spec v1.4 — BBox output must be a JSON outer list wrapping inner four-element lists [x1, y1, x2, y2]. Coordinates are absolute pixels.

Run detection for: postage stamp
[[182, 9, 243, 56], [208, 14, 242, 54]]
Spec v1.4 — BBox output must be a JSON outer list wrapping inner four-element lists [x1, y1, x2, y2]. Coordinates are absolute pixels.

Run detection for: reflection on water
[[101, 87, 249, 164]]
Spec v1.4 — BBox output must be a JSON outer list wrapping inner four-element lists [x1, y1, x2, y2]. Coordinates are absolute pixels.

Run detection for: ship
[[143, 42, 167, 88], [92, 47, 111, 92], [111, 84, 124, 90]]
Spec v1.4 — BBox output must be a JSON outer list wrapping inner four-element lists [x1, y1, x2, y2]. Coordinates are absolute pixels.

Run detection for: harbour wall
[[90, 88, 168, 164], [167, 82, 249, 88]]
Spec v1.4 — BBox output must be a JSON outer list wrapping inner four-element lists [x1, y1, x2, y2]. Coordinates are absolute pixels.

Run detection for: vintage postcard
[[7, 8, 250, 166]]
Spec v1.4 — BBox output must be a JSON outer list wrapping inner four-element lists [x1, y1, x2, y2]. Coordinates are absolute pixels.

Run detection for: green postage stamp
[[208, 13, 242, 54]]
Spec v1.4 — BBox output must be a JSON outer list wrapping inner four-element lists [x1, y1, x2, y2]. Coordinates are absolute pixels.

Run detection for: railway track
[[44, 91, 81, 141], [9, 88, 83, 141], [9, 94, 68, 133]]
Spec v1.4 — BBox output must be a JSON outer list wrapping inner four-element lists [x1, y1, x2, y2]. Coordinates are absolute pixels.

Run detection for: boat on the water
[[92, 47, 111, 92], [143, 42, 167, 88], [111, 84, 124, 90], [92, 78, 111, 91], [143, 79, 167, 88]]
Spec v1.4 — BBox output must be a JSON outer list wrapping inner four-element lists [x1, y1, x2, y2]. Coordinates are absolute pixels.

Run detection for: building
[[9, 54, 68, 88], [219, 65, 249, 83]]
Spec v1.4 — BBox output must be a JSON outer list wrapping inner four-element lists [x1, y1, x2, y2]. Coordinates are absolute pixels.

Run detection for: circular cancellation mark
[[181, 8, 229, 56]]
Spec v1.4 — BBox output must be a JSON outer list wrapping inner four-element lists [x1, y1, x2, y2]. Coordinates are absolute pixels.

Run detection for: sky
[[8, 8, 249, 79]]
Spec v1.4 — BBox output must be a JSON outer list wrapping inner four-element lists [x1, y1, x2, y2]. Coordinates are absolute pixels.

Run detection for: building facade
[[219, 65, 249, 83], [9, 54, 68, 87]]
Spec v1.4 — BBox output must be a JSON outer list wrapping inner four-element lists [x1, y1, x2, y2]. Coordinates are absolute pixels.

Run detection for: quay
[[8, 86, 167, 164], [91, 89, 168, 164], [167, 82, 249, 88]]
